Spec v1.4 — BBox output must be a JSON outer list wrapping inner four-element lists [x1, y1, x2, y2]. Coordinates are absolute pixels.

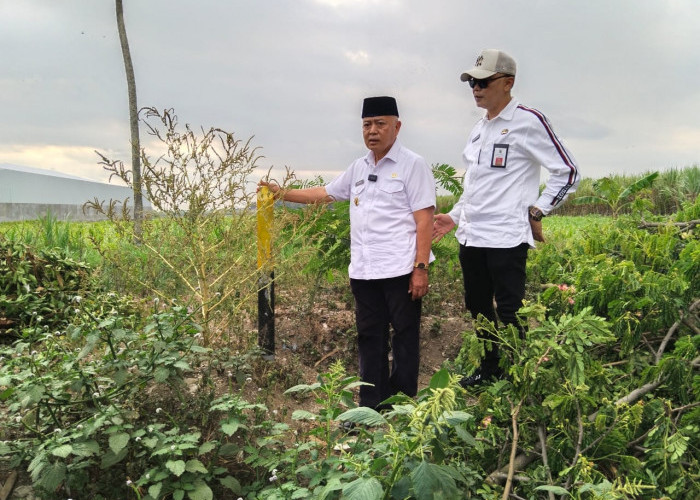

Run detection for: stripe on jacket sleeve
[[517, 105, 578, 206]]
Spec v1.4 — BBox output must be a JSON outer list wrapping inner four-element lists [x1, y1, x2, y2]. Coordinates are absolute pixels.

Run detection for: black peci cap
[[362, 96, 399, 118]]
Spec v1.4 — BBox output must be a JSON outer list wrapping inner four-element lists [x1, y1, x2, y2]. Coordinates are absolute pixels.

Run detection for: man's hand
[[432, 213, 456, 243], [257, 180, 282, 198], [530, 219, 545, 242], [408, 269, 429, 300]]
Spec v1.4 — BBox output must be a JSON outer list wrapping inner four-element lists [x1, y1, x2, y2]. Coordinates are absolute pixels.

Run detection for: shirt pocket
[[377, 179, 404, 195], [377, 179, 409, 211]]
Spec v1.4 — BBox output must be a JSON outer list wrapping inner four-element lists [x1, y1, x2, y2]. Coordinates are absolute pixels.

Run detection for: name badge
[[355, 179, 365, 187], [491, 143, 509, 168]]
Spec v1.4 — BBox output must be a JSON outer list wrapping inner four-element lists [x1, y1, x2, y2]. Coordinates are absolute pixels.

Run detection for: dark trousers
[[350, 274, 421, 410], [458, 243, 528, 374]]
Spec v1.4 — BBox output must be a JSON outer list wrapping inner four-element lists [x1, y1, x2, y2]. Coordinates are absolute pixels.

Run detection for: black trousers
[[350, 274, 421, 410], [458, 243, 529, 374]]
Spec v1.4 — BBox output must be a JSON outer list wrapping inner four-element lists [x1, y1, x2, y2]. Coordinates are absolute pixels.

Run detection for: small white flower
[[148, 426, 153, 432], [74, 308, 80, 314], [93, 392, 100, 398], [272, 469, 278, 475], [272, 410, 278, 415], [31, 350, 38, 356], [126, 479, 133, 486], [54, 428, 61, 433], [156, 407, 162, 414], [15, 416, 21, 423], [246, 377, 252, 383], [146, 473, 150, 480], [73, 296, 82, 303], [77, 424, 83, 430], [227, 371, 233, 378], [135, 436, 141, 441], [32, 311, 37, 316], [170, 445, 176, 451]]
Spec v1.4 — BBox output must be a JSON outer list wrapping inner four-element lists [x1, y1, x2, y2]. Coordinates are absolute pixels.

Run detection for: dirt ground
[[262, 285, 470, 411]]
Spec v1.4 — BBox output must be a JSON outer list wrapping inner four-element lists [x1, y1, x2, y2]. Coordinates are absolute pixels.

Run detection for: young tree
[[115, 0, 143, 240], [573, 171, 659, 217]]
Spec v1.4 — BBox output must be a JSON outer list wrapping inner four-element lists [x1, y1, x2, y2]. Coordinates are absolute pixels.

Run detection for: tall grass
[[0, 211, 106, 266]]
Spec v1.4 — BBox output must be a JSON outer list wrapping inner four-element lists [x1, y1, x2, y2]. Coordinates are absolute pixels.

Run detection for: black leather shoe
[[339, 421, 360, 435], [459, 370, 485, 388], [459, 368, 503, 388]]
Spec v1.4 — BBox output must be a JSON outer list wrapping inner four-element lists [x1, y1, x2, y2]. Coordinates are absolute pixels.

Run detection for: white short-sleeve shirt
[[325, 141, 436, 280]]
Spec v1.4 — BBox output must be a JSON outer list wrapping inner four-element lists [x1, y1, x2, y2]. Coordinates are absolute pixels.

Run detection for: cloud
[[1, 0, 699, 184], [345, 50, 370, 65]]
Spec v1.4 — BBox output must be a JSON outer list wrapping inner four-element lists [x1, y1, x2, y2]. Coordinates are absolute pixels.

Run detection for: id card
[[491, 144, 509, 168]]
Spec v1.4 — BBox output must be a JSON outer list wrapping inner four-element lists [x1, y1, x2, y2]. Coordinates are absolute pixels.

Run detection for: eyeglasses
[[467, 74, 509, 89]]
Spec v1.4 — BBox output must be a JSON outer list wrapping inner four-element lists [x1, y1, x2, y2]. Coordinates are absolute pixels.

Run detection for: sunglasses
[[467, 74, 509, 89]]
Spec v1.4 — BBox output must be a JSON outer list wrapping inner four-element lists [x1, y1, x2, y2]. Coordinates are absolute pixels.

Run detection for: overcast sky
[[2, 0, 699, 189]]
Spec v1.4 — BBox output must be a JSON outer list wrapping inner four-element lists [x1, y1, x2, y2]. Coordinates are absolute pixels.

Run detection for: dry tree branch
[[537, 424, 556, 500], [638, 219, 699, 231], [502, 397, 525, 500]]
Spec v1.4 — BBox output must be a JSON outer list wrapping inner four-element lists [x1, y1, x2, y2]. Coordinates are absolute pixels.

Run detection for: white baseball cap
[[460, 49, 517, 81]]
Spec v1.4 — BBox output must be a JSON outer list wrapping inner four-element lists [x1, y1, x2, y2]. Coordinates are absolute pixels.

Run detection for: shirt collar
[[365, 140, 401, 166], [483, 97, 519, 122]]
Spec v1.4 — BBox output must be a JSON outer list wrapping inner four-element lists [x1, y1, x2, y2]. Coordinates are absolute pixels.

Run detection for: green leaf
[[187, 480, 213, 500], [154, 366, 171, 383], [443, 411, 473, 425], [218, 443, 239, 456], [185, 459, 208, 474], [429, 368, 450, 389], [337, 407, 387, 427], [101, 448, 128, 469], [535, 485, 571, 496], [173, 490, 185, 500], [284, 382, 321, 394], [166, 459, 187, 477], [109, 432, 130, 454], [291, 410, 317, 421], [342, 477, 383, 500], [221, 418, 241, 436], [40, 462, 66, 491], [71, 440, 100, 457], [173, 360, 191, 371], [198, 441, 216, 455], [149, 483, 163, 499], [50, 444, 73, 458], [411, 461, 459, 500], [219, 475, 241, 493], [453, 425, 477, 446]]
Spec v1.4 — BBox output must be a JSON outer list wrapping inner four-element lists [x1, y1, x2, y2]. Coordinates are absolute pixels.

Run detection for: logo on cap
[[475, 55, 483, 67]]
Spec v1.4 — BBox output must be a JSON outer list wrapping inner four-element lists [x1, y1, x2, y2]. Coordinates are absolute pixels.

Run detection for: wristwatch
[[528, 206, 544, 222], [413, 262, 428, 271]]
